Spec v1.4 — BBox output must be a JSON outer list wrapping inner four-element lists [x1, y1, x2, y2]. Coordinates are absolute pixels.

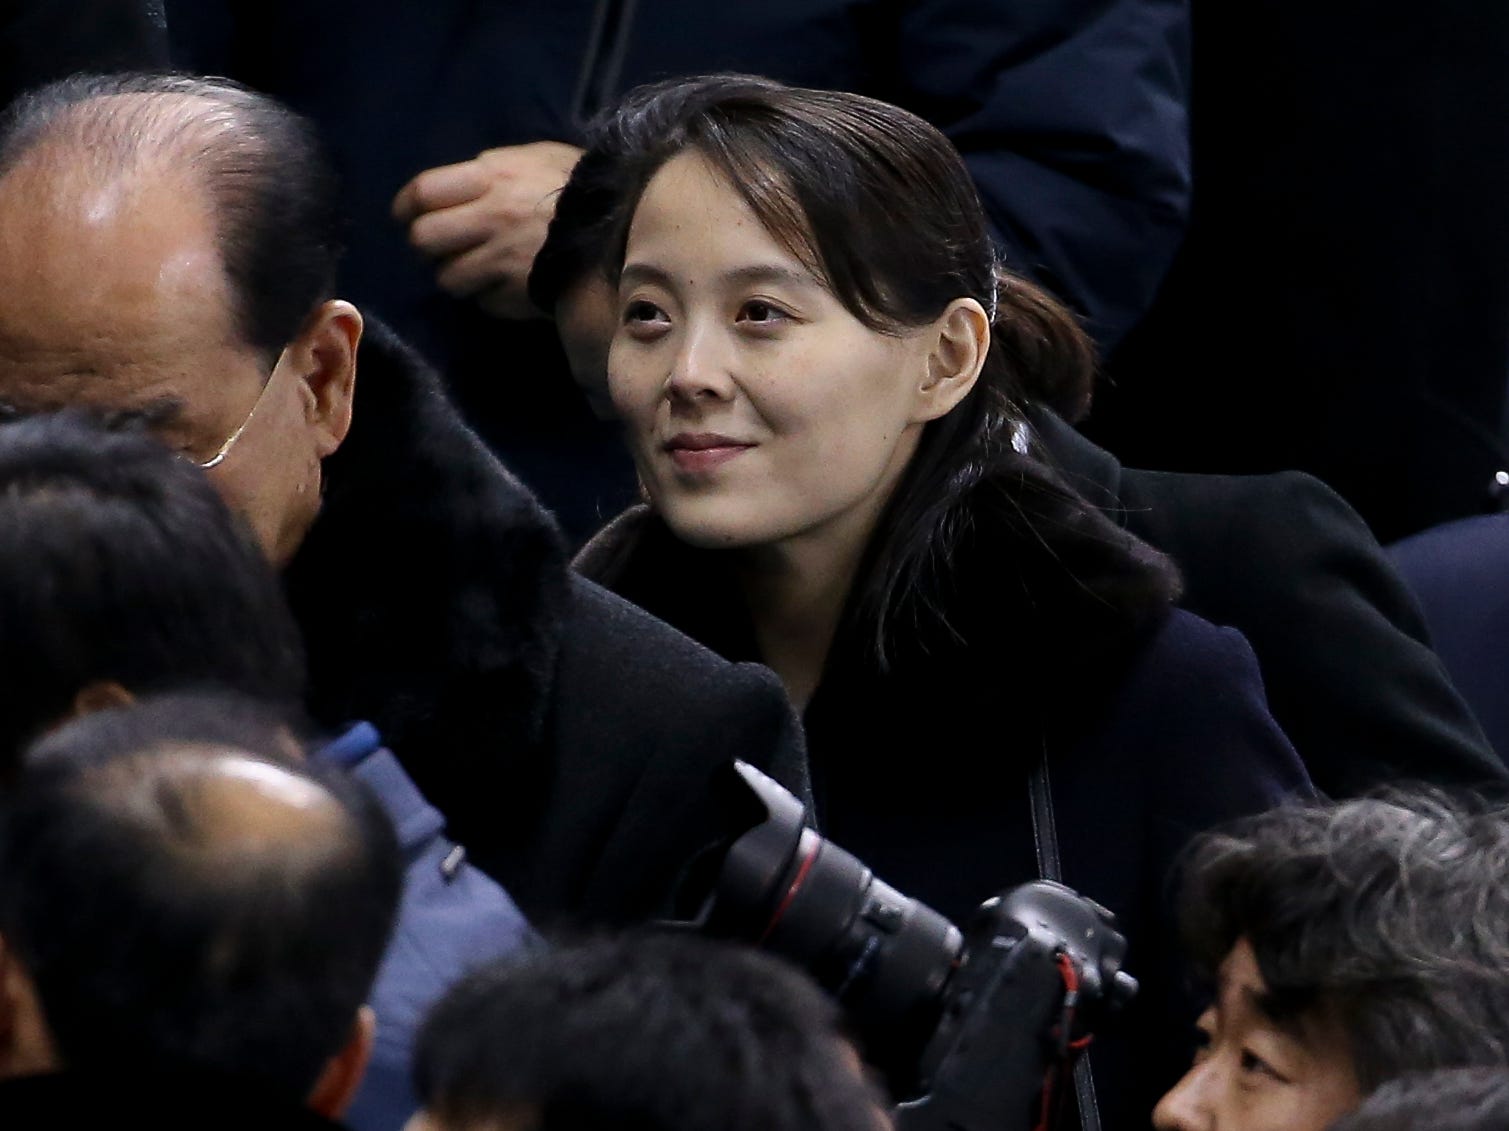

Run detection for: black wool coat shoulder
[[1032, 408, 1505, 797], [283, 319, 808, 928]]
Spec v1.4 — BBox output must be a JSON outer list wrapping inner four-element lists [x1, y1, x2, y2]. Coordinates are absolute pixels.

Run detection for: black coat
[[577, 503, 1310, 1130], [283, 320, 808, 927], [1033, 409, 1506, 797], [1088, 0, 1509, 541], [0, 1, 166, 109], [165, 0, 1190, 538]]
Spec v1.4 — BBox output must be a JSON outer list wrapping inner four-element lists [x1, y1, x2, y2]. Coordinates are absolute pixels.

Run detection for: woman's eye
[[1239, 1049, 1286, 1082], [622, 300, 671, 337], [1190, 1024, 1213, 1064], [737, 299, 788, 325]]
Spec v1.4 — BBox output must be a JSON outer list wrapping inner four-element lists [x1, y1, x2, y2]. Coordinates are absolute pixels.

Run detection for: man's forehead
[[0, 158, 247, 410]]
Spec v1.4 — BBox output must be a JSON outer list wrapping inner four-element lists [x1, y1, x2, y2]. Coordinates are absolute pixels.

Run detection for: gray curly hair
[[1179, 790, 1509, 1091]]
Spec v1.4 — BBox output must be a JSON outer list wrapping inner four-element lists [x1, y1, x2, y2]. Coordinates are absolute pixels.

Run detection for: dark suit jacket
[[1390, 514, 1509, 764], [1034, 409, 1504, 796]]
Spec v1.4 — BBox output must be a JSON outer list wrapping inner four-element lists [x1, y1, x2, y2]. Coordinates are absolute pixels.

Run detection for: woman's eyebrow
[[619, 262, 819, 291], [619, 261, 674, 290], [721, 263, 820, 290]]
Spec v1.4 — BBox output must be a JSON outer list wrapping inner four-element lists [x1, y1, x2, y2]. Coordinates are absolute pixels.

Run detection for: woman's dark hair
[[583, 76, 1174, 664], [1177, 792, 1509, 1091], [0, 412, 307, 776]]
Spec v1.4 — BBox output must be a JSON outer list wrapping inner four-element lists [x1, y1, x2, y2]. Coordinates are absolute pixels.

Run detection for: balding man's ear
[[288, 300, 362, 458], [70, 681, 134, 720], [0, 935, 59, 1080], [307, 1005, 375, 1120]]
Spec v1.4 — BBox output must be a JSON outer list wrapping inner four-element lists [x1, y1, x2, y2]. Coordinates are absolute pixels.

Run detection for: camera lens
[[700, 765, 963, 1081]]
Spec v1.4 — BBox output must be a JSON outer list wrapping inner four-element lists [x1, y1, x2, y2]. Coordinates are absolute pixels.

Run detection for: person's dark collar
[[1026, 404, 1128, 521]]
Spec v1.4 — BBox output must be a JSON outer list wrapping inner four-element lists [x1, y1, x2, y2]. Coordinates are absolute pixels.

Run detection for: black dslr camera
[[675, 762, 1138, 1131]]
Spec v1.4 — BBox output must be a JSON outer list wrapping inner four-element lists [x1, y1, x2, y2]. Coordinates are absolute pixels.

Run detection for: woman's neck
[[735, 522, 873, 713]]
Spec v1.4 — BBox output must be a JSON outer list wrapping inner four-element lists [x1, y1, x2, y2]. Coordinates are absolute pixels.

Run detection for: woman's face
[[1153, 939, 1361, 1131], [608, 152, 941, 554]]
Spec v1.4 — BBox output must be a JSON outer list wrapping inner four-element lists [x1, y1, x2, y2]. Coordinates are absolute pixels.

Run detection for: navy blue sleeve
[[894, 0, 1191, 351], [1056, 611, 1310, 1125]]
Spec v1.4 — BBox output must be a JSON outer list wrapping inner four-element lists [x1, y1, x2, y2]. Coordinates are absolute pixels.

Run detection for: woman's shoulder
[[1089, 607, 1312, 799], [1109, 608, 1279, 734]]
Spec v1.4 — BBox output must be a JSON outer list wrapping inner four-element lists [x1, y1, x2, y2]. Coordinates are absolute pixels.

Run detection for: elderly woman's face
[[1154, 939, 1362, 1131], [606, 152, 940, 554]]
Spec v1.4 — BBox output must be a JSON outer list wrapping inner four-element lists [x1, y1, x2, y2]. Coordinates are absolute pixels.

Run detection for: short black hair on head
[[0, 72, 343, 365], [24, 687, 312, 774], [413, 932, 889, 1131], [1177, 791, 1509, 1090], [1330, 1069, 1509, 1131], [0, 412, 306, 776], [0, 695, 401, 1099]]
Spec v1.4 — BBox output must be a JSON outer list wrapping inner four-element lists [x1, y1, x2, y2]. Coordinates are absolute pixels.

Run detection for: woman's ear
[[914, 298, 989, 423]]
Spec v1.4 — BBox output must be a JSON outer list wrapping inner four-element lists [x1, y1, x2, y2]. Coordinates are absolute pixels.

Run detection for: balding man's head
[[0, 696, 400, 1109], [0, 74, 364, 566], [0, 73, 342, 362]]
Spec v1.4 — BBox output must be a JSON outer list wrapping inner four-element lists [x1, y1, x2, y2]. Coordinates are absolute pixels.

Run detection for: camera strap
[[1029, 749, 1102, 1131]]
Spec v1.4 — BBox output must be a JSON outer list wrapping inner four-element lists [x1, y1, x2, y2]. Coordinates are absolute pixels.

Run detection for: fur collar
[[284, 318, 568, 805], [576, 458, 1178, 710]]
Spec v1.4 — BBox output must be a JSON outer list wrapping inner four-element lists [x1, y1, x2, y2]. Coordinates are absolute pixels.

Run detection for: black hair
[[0, 412, 306, 776], [413, 932, 888, 1131], [0, 72, 343, 365], [0, 694, 401, 1100], [1177, 791, 1509, 1091], [566, 75, 1176, 666], [1330, 1069, 1509, 1131]]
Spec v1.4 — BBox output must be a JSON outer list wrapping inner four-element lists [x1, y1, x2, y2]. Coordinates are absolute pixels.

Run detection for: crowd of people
[[0, 3, 1504, 1131]]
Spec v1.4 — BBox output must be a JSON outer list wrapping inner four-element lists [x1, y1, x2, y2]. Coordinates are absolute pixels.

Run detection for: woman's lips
[[664, 433, 756, 474]]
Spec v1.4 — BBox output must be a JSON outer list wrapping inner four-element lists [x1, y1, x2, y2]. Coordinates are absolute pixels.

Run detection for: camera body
[[680, 762, 1137, 1131]]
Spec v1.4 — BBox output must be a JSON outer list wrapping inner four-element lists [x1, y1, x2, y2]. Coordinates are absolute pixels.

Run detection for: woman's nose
[[665, 323, 734, 403], [1152, 1061, 1215, 1131]]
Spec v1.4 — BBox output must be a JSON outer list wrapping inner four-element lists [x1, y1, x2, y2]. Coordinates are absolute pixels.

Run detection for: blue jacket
[[1390, 515, 1509, 765], [318, 723, 537, 1131]]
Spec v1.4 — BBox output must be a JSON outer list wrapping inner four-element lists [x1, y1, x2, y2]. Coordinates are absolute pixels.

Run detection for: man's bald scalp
[[0, 73, 343, 364], [0, 701, 400, 1099]]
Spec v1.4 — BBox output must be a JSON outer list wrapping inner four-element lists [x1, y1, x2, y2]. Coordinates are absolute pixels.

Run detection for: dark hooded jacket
[[283, 319, 807, 927], [165, 0, 1190, 538], [576, 478, 1311, 1128]]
